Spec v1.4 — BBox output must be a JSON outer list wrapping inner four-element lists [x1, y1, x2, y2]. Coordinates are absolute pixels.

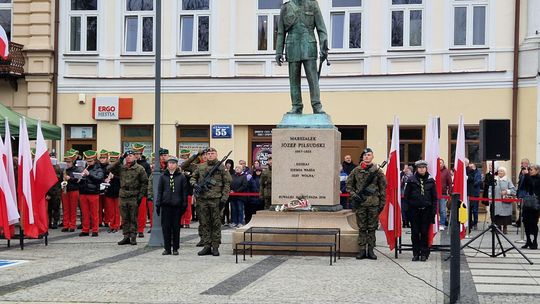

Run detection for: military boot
[[130, 233, 137, 245], [356, 246, 367, 260], [196, 240, 204, 247], [212, 246, 220, 257], [118, 235, 130, 245], [367, 246, 378, 260], [198, 246, 212, 256]]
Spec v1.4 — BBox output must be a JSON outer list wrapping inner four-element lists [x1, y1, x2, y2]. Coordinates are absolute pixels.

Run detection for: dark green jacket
[[260, 167, 272, 198], [190, 159, 231, 201], [346, 163, 387, 208], [108, 160, 148, 199]]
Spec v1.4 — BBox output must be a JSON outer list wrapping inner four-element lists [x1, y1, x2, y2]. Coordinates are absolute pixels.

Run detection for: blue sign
[[212, 125, 232, 139]]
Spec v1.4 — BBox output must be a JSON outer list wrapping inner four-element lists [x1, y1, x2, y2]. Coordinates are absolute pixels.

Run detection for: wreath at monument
[[275, 196, 318, 212]]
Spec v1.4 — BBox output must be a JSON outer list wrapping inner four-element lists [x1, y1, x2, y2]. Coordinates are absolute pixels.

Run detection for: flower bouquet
[[275, 196, 317, 212]]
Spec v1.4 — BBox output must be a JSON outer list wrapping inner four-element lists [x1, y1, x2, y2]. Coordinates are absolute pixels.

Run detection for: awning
[[0, 103, 61, 140]]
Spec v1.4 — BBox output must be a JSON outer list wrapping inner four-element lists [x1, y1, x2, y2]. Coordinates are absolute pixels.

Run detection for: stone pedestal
[[271, 114, 341, 211]]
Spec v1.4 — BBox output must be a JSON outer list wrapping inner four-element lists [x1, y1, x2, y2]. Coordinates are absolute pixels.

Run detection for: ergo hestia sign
[[95, 96, 119, 120]]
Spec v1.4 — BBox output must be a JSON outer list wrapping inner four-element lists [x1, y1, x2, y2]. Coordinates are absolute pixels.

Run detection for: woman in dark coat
[[522, 164, 540, 249], [404, 160, 438, 262], [246, 167, 263, 224], [155, 157, 188, 255]]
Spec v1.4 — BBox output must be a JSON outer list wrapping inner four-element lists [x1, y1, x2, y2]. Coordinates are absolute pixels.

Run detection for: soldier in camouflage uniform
[[108, 150, 148, 245], [346, 148, 387, 260], [181, 149, 207, 247], [260, 156, 273, 210], [190, 148, 231, 257], [275, 0, 328, 114]]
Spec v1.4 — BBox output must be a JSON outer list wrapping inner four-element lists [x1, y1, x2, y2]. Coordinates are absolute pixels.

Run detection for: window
[[257, 0, 282, 51], [0, 0, 12, 40], [390, 0, 423, 48], [121, 125, 153, 158], [177, 125, 209, 162], [330, 0, 362, 50], [65, 125, 97, 157], [179, 0, 210, 53], [453, 1, 487, 47], [388, 126, 424, 167], [249, 126, 274, 167], [68, 0, 98, 53], [124, 0, 154, 54], [449, 126, 481, 169]]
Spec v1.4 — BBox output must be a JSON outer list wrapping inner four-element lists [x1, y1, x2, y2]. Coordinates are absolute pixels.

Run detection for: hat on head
[[108, 151, 120, 160], [360, 148, 373, 159], [415, 160, 428, 168], [159, 148, 169, 156], [206, 147, 217, 152], [124, 150, 134, 156], [83, 150, 97, 160], [67, 148, 79, 156], [99, 149, 109, 158], [167, 156, 179, 163], [131, 143, 145, 153], [180, 149, 190, 155], [64, 151, 76, 161]]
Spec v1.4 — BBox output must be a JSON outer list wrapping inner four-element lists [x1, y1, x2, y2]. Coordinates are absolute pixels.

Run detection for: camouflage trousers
[[120, 198, 139, 236], [199, 198, 221, 248], [263, 197, 272, 210], [355, 204, 379, 248]]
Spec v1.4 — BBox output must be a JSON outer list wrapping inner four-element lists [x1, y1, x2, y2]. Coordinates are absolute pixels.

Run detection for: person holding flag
[[404, 160, 438, 261], [346, 148, 387, 260]]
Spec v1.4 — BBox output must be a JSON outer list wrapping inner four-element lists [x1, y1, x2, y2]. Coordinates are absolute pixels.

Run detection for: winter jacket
[[342, 161, 357, 176], [79, 164, 105, 195], [104, 167, 120, 198], [138, 156, 152, 177], [108, 161, 148, 200], [231, 173, 249, 202], [346, 163, 387, 209], [404, 173, 438, 210], [189, 159, 232, 201], [466, 168, 483, 197], [64, 165, 82, 192], [488, 176, 515, 217], [249, 174, 262, 205], [260, 166, 272, 198], [523, 174, 540, 198], [440, 166, 453, 195], [155, 169, 188, 211]]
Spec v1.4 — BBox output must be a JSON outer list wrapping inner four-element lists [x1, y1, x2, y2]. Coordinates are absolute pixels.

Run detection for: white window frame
[[451, 0, 488, 48], [67, 1, 99, 54], [389, 0, 425, 50], [0, 0, 13, 40], [255, 1, 282, 53], [330, 0, 363, 51], [178, 0, 211, 55], [123, 0, 155, 55]]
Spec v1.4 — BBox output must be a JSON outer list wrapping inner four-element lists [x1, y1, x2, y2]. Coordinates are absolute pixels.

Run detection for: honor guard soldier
[[131, 143, 152, 237], [404, 160, 438, 261], [190, 148, 231, 256], [182, 149, 207, 247], [78, 150, 105, 237], [346, 148, 387, 260], [109, 150, 148, 245], [260, 156, 273, 210]]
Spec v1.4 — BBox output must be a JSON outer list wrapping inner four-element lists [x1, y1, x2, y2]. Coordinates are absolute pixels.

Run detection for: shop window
[[249, 126, 274, 167], [177, 125, 209, 162], [121, 125, 153, 158], [65, 125, 97, 157]]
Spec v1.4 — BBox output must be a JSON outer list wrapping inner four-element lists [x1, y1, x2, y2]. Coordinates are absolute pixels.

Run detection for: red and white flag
[[453, 115, 468, 239], [33, 120, 57, 235], [425, 116, 442, 245], [380, 116, 401, 250], [0, 24, 9, 60], [18, 118, 38, 238], [3, 118, 18, 218], [0, 135, 17, 239]]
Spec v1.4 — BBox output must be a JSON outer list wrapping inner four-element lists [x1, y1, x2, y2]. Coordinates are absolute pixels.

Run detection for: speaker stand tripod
[[460, 160, 533, 265]]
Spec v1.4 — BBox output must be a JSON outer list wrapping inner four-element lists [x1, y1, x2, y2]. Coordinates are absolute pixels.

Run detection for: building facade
[[47, 0, 540, 173]]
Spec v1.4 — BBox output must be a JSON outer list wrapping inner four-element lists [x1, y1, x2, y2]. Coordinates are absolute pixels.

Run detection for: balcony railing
[[0, 42, 25, 76]]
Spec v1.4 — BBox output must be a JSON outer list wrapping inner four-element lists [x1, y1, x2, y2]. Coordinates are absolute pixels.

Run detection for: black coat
[[231, 173, 249, 202], [79, 164, 105, 195], [523, 174, 540, 198], [249, 175, 262, 205], [156, 170, 188, 211], [138, 157, 152, 177], [342, 161, 357, 176], [404, 173, 438, 210], [65, 166, 81, 192], [104, 167, 121, 198]]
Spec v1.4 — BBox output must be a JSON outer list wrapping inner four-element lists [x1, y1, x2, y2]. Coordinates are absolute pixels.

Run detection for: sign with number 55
[[211, 125, 232, 139]]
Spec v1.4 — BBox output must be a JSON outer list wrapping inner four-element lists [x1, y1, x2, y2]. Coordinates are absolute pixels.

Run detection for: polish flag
[[0, 24, 9, 60], [33, 121, 57, 235], [3, 118, 18, 219], [0, 133, 18, 239], [453, 115, 468, 239], [426, 116, 441, 245], [18, 118, 38, 238], [380, 116, 401, 250]]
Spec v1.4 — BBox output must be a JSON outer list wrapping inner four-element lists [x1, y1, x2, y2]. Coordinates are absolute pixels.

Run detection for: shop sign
[[94, 97, 119, 120]]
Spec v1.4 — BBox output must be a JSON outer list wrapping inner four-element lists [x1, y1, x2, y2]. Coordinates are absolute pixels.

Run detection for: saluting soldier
[[260, 156, 273, 210], [131, 143, 153, 238], [346, 148, 387, 260], [108, 150, 148, 245], [190, 148, 231, 257], [275, 0, 328, 114]]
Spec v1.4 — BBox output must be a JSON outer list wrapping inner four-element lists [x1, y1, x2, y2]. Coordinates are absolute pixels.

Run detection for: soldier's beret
[[83, 150, 97, 160], [131, 143, 145, 153], [360, 148, 373, 159], [167, 156, 179, 163], [124, 150, 135, 156], [206, 147, 217, 152], [159, 148, 169, 155], [415, 160, 428, 168]]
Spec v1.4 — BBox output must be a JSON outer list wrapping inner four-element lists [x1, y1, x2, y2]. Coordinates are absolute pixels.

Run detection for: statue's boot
[[287, 106, 303, 115]]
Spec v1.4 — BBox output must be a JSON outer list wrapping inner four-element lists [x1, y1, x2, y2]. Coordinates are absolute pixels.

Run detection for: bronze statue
[[275, 0, 328, 115]]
